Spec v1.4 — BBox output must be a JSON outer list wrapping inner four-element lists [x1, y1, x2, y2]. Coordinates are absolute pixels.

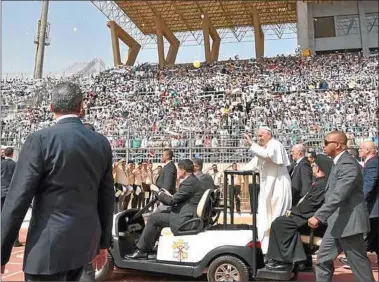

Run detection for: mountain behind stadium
[[2, 58, 108, 79]]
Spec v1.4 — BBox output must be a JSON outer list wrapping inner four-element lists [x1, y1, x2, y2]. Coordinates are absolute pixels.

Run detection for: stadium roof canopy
[[92, 0, 334, 48], [117, 1, 297, 34]]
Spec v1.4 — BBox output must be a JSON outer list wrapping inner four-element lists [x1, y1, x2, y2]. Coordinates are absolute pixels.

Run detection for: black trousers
[[131, 185, 145, 209], [136, 212, 170, 252], [366, 217, 378, 254], [119, 193, 131, 211], [229, 185, 241, 213], [248, 184, 260, 213], [115, 184, 132, 212], [267, 215, 308, 264], [144, 184, 152, 207], [25, 267, 84, 281]]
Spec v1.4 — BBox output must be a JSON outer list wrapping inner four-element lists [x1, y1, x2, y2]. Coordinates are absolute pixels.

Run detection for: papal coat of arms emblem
[[172, 239, 189, 262]]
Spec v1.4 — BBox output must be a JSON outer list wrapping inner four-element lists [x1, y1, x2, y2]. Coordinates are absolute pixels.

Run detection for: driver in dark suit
[[126, 159, 206, 259]]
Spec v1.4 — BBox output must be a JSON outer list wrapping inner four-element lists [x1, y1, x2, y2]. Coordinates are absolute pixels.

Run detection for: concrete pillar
[[156, 24, 165, 67], [252, 8, 264, 58], [357, 0, 369, 57], [202, 14, 220, 63], [296, 1, 310, 51], [155, 17, 180, 67], [307, 3, 316, 55], [107, 21, 141, 66]]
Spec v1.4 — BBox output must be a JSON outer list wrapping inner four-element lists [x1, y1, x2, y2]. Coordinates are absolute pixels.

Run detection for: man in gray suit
[[193, 158, 216, 190], [308, 131, 375, 282]]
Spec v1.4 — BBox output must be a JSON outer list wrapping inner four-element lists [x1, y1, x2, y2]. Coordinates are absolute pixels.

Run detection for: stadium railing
[[2, 128, 378, 211]]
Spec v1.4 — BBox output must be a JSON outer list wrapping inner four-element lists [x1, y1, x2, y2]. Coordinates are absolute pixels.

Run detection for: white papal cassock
[[244, 138, 292, 254]]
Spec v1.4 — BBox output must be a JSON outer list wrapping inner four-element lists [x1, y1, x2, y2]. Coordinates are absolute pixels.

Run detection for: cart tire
[[207, 255, 250, 282], [95, 252, 114, 281]]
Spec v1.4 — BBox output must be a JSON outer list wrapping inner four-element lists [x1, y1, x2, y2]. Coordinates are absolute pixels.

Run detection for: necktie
[[291, 163, 298, 177]]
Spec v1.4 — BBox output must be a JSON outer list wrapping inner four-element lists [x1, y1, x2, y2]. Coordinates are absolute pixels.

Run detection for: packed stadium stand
[[1, 52, 378, 163]]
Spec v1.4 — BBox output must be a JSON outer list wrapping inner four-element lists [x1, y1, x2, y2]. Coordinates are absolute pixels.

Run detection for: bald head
[[362, 141, 376, 151], [323, 131, 348, 158], [291, 144, 306, 161], [327, 131, 348, 146], [293, 144, 306, 153], [359, 141, 377, 160]]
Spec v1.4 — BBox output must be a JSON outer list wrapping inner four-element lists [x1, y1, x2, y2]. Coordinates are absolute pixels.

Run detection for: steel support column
[[202, 14, 220, 63], [107, 21, 141, 66], [155, 16, 180, 67], [252, 8, 264, 58]]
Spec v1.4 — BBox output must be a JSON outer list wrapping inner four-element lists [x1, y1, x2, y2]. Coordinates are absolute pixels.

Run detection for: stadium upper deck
[[91, 0, 378, 66]]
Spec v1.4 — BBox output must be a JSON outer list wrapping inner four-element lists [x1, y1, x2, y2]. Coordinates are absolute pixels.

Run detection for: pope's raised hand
[[243, 133, 253, 146]]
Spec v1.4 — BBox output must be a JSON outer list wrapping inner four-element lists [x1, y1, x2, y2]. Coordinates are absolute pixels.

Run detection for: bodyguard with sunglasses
[[308, 131, 375, 282]]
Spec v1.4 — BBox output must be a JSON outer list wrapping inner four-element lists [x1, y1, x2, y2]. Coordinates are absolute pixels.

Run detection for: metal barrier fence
[[2, 130, 378, 211], [112, 147, 251, 164], [2, 128, 378, 157]]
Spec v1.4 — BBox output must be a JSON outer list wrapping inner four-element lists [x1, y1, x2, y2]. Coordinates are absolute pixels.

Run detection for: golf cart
[[95, 170, 264, 281]]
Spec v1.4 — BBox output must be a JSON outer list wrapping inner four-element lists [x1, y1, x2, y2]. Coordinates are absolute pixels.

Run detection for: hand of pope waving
[[243, 133, 253, 147]]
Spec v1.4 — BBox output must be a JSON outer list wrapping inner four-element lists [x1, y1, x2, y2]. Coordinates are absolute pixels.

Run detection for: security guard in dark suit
[[1, 147, 22, 247], [156, 149, 177, 195], [1, 83, 114, 281]]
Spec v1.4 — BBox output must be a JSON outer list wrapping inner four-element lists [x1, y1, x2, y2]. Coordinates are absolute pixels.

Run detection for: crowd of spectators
[[1, 52, 378, 158]]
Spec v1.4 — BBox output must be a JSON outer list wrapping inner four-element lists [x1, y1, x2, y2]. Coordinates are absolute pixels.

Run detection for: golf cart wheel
[[95, 252, 114, 281], [207, 255, 249, 282]]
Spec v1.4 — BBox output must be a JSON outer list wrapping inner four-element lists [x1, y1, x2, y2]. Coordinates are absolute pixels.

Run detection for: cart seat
[[299, 225, 326, 248], [160, 189, 213, 237], [300, 235, 322, 246]]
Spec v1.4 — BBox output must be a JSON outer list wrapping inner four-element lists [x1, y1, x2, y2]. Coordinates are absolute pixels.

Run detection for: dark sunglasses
[[324, 140, 339, 146]]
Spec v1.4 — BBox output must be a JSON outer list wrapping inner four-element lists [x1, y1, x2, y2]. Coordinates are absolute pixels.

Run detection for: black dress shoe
[[125, 249, 148, 260], [297, 256, 313, 272], [266, 261, 292, 271], [265, 258, 276, 267]]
